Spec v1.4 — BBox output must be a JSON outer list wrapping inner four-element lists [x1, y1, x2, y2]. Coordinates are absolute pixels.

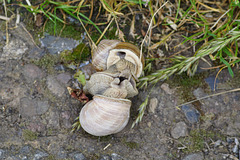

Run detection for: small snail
[[79, 40, 144, 136]]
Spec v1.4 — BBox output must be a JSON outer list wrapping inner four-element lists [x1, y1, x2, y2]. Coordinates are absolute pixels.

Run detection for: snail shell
[[92, 40, 144, 78], [84, 71, 138, 98], [92, 40, 120, 71], [80, 95, 131, 136]]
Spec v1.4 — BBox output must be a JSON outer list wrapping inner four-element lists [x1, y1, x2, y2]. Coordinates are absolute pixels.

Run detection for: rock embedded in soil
[[47, 75, 66, 97], [69, 152, 86, 160], [20, 98, 50, 117], [40, 35, 79, 54], [182, 152, 204, 160], [181, 105, 200, 124], [56, 73, 72, 85], [33, 150, 49, 160], [161, 83, 174, 94], [1, 38, 28, 61], [171, 121, 188, 139], [22, 64, 44, 82], [148, 97, 158, 114]]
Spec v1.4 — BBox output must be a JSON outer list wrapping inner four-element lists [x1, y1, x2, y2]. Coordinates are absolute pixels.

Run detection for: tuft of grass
[[22, 129, 38, 141], [178, 129, 225, 153]]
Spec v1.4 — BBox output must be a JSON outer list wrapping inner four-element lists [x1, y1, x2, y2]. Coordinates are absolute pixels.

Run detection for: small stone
[[205, 76, 219, 91], [182, 153, 204, 160], [100, 155, 112, 160], [214, 140, 222, 147], [148, 98, 158, 113], [111, 153, 123, 160], [1, 39, 28, 60], [33, 150, 48, 160], [47, 110, 60, 128], [171, 121, 188, 139], [47, 75, 66, 97], [161, 83, 173, 94], [40, 35, 79, 54], [19, 145, 32, 155], [71, 152, 86, 160], [181, 105, 200, 124], [61, 111, 72, 129], [227, 122, 240, 136], [56, 73, 71, 84], [0, 149, 6, 159], [22, 64, 44, 82], [56, 148, 67, 159], [20, 98, 50, 117], [27, 122, 46, 132]]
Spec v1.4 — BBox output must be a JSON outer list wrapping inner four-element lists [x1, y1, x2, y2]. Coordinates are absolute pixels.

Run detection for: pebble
[[19, 145, 32, 155], [33, 150, 48, 160], [182, 152, 204, 160], [227, 122, 240, 136], [20, 98, 50, 117], [171, 121, 188, 139], [47, 109, 60, 128], [40, 35, 79, 54], [56, 73, 72, 85], [1, 39, 28, 60], [22, 64, 44, 82], [100, 155, 112, 160], [69, 152, 86, 160], [214, 140, 222, 147], [181, 105, 200, 123], [205, 76, 219, 91], [0, 149, 6, 159], [148, 98, 158, 114], [47, 75, 66, 97], [111, 153, 124, 160], [160, 83, 174, 94]]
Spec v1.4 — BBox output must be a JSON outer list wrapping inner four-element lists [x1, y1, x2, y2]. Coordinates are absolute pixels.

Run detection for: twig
[[3, 0, 9, 45], [96, 17, 114, 45], [175, 88, 240, 109], [19, 23, 40, 49], [140, 1, 168, 61], [210, 9, 230, 31], [0, 15, 10, 21], [25, 0, 36, 21]]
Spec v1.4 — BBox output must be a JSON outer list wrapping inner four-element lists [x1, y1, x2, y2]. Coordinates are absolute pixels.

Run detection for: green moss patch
[[22, 129, 38, 141]]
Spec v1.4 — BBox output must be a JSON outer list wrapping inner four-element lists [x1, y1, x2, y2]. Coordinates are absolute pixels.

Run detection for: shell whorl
[[79, 95, 131, 136]]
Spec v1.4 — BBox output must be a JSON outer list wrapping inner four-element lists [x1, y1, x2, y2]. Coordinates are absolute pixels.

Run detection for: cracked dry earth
[[0, 23, 240, 160]]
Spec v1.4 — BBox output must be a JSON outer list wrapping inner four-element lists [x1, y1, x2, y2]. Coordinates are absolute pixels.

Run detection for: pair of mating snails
[[79, 40, 144, 136]]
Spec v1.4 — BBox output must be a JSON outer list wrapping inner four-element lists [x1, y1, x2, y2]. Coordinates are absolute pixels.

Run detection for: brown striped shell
[[92, 40, 144, 78]]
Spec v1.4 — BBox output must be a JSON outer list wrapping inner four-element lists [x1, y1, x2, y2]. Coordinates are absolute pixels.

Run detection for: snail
[[92, 40, 144, 79], [79, 40, 144, 136], [80, 95, 131, 136]]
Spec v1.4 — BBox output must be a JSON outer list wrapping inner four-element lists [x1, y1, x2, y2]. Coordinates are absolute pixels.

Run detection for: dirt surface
[[1, 6, 240, 160]]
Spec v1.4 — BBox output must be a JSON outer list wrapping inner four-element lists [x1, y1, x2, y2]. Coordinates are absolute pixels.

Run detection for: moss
[[22, 129, 38, 141], [169, 72, 209, 102], [33, 54, 60, 74], [121, 138, 139, 149], [178, 129, 226, 153], [44, 20, 83, 40], [61, 43, 90, 63]]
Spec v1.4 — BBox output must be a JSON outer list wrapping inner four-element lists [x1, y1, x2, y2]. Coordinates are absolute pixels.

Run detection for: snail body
[[79, 40, 144, 136], [80, 95, 131, 136]]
